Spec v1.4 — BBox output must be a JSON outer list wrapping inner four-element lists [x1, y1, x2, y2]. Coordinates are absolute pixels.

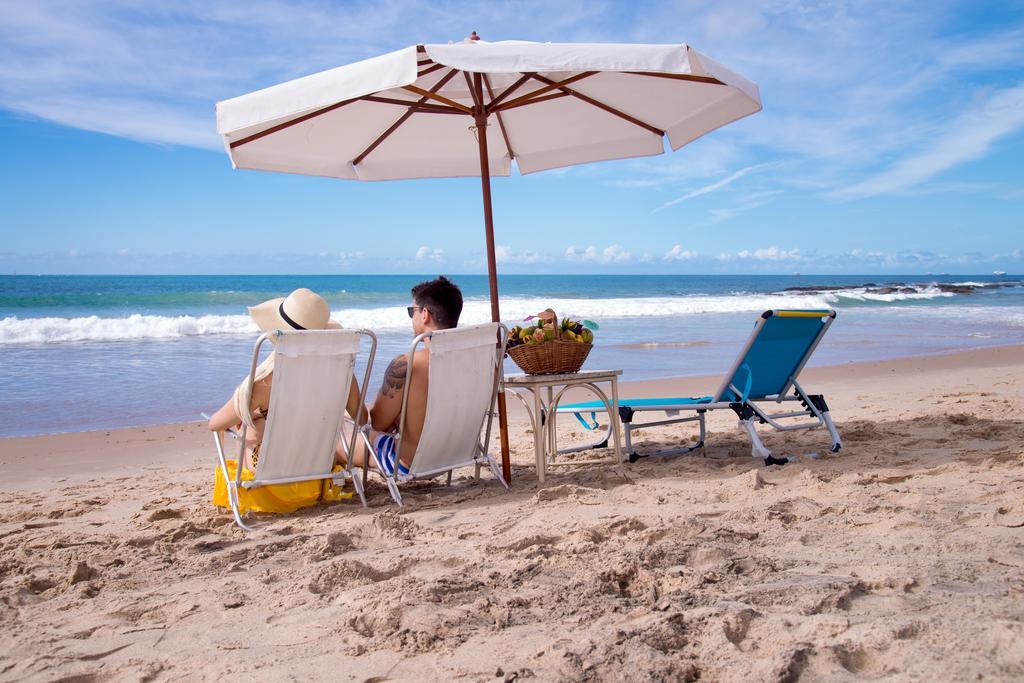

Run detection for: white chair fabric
[[405, 323, 500, 478], [255, 330, 360, 483]]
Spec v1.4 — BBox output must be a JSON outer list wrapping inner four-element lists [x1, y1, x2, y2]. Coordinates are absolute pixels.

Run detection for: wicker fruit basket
[[507, 309, 594, 375]]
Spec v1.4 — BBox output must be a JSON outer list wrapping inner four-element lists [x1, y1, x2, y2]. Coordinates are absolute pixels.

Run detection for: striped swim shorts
[[374, 433, 410, 477]]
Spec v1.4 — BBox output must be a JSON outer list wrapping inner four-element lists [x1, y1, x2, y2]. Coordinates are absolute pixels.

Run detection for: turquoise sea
[[1, 273, 1021, 437]]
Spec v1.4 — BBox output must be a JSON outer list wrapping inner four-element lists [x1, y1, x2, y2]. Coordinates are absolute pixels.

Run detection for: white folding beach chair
[[361, 322, 509, 507], [558, 309, 842, 464], [211, 328, 377, 530]]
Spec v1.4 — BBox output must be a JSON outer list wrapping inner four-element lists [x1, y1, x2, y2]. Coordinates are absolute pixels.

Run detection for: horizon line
[[1, 272, 1018, 278]]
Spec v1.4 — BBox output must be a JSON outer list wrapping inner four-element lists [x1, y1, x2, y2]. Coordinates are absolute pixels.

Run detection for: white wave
[[9, 285, 1015, 346], [0, 293, 836, 345], [826, 284, 955, 303], [0, 314, 258, 345], [339, 293, 837, 332]]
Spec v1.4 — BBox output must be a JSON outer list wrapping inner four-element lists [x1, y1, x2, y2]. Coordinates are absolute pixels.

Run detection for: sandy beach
[[1, 345, 1022, 681]]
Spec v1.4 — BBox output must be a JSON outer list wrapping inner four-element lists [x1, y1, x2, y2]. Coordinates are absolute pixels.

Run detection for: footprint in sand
[[309, 531, 356, 561], [372, 511, 423, 541], [146, 508, 185, 522], [308, 557, 413, 595], [721, 607, 760, 646], [494, 534, 563, 558]]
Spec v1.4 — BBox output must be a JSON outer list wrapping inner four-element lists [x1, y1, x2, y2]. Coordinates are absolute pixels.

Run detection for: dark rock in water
[[780, 279, 1021, 296], [873, 287, 917, 295], [935, 284, 980, 295]]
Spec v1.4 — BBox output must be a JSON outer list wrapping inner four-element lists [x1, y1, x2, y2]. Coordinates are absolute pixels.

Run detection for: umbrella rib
[[484, 73, 535, 110], [418, 63, 446, 78], [464, 71, 484, 110], [226, 64, 464, 150], [493, 71, 597, 111], [402, 85, 473, 113], [529, 74, 664, 137], [229, 96, 361, 149], [625, 71, 724, 85], [361, 95, 465, 114], [353, 68, 463, 167], [483, 74, 515, 160], [492, 91, 568, 111]]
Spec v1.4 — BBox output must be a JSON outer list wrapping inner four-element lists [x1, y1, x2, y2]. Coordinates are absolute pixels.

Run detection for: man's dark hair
[[411, 275, 463, 329]]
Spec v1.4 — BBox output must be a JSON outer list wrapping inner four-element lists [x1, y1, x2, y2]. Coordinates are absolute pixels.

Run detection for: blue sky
[[0, 0, 1022, 275]]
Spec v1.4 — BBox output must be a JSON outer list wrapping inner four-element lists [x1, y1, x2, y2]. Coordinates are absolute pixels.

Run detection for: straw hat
[[248, 288, 342, 333]]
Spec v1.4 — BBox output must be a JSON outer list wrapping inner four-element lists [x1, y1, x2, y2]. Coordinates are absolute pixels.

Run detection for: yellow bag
[[213, 459, 353, 514]]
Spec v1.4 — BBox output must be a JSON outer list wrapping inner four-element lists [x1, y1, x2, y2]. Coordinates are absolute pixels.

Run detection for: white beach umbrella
[[215, 37, 762, 482]]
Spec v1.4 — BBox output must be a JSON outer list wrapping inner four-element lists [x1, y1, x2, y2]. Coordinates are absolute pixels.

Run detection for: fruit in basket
[[560, 317, 594, 343], [506, 310, 597, 374], [506, 312, 596, 351]]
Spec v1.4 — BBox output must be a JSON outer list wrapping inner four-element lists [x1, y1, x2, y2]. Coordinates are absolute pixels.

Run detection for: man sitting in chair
[[363, 275, 463, 477]]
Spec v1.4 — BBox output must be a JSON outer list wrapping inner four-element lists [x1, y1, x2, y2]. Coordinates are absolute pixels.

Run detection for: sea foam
[[0, 313, 257, 345], [0, 285, 1002, 346], [0, 293, 834, 345], [827, 284, 955, 303]]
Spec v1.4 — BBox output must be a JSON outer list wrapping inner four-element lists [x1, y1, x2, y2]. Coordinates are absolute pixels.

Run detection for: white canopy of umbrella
[[216, 40, 761, 180]]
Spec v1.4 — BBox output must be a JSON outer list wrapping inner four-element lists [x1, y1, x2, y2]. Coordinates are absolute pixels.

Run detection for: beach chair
[[211, 328, 377, 531], [360, 322, 509, 507], [557, 310, 842, 463]]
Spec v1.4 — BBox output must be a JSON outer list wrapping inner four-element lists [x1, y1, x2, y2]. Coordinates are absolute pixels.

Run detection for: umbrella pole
[[474, 82, 512, 484]]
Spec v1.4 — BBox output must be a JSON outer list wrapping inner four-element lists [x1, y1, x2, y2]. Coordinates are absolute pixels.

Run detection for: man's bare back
[[371, 346, 429, 466]]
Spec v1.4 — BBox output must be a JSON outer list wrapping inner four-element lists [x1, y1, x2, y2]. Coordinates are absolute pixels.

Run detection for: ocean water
[[1, 274, 1021, 438]]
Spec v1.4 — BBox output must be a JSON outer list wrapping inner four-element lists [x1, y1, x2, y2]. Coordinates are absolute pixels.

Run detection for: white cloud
[[338, 250, 365, 262], [663, 245, 698, 261], [565, 244, 632, 263], [828, 86, 1024, 200], [738, 246, 802, 261], [495, 244, 545, 265], [708, 189, 784, 222], [601, 244, 632, 263], [717, 246, 803, 262], [415, 246, 444, 262], [654, 163, 777, 212]]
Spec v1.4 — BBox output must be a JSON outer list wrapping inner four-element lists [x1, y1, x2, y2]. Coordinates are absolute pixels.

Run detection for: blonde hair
[[232, 355, 274, 431]]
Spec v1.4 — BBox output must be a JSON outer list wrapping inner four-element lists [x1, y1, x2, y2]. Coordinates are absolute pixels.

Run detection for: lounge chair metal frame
[[359, 322, 510, 506], [212, 328, 377, 530], [558, 310, 842, 463]]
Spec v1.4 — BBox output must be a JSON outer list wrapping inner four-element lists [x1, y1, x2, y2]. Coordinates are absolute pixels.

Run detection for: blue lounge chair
[[556, 309, 842, 463]]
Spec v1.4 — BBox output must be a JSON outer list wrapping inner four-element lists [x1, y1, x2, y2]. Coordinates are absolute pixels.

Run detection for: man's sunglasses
[[406, 305, 426, 318]]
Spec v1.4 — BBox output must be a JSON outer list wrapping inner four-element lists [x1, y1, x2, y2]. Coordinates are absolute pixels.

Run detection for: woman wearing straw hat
[[207, 288, 364, 470]]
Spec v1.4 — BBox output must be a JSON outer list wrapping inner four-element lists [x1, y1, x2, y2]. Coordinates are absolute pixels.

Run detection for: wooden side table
[[503, 369, 623, 483]]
